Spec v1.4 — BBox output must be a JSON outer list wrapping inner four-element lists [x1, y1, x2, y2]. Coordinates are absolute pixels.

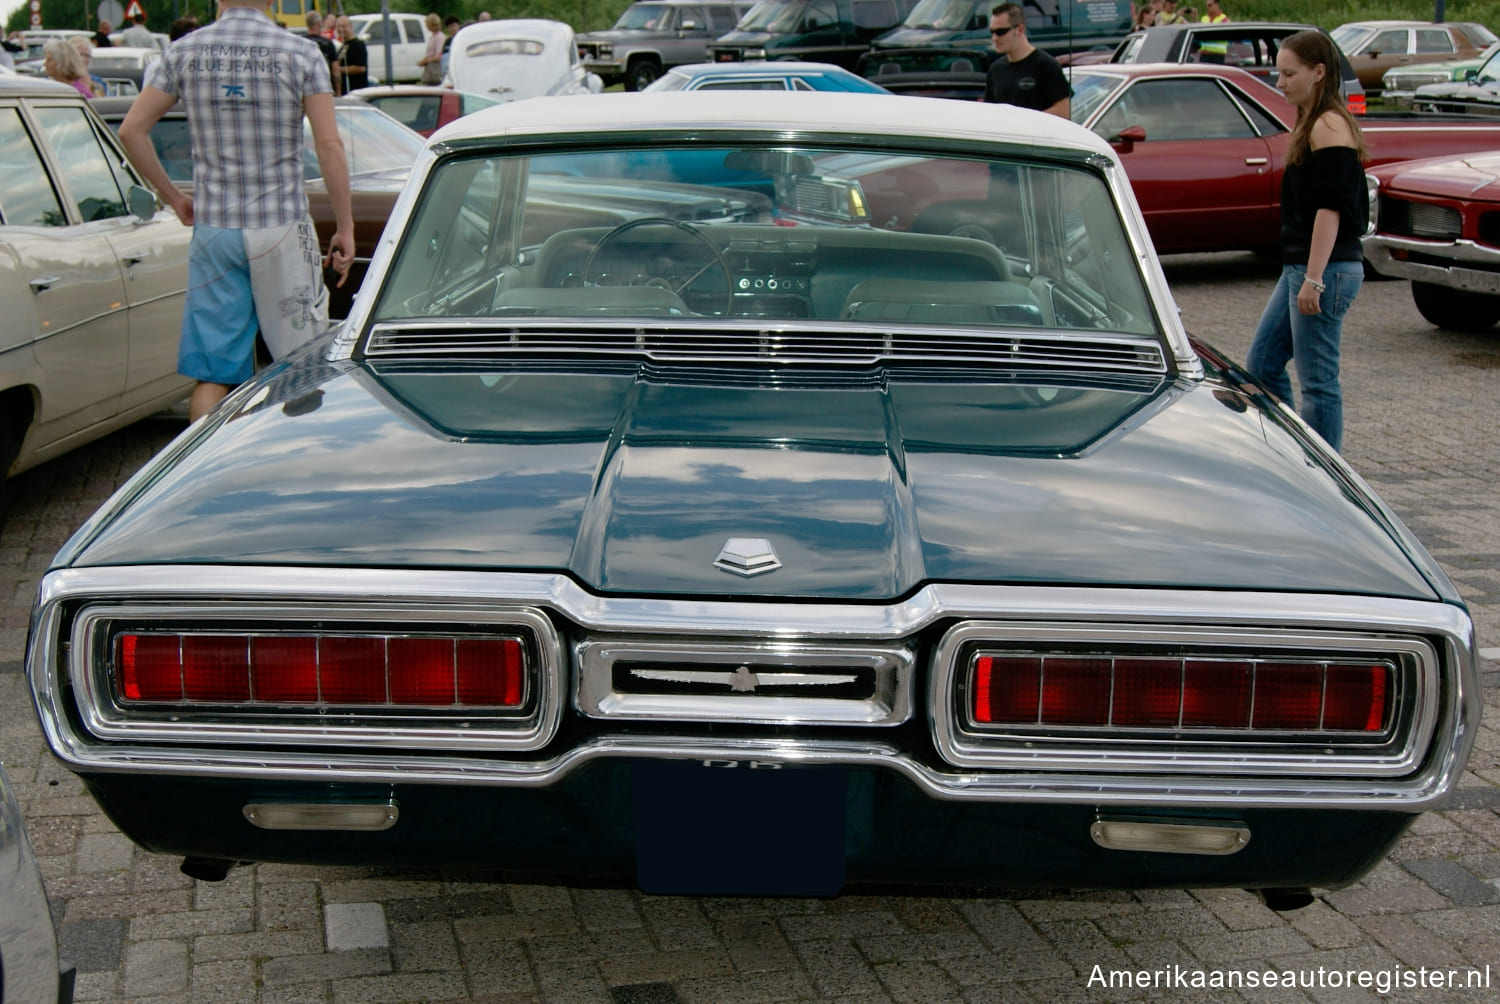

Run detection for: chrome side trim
[[575, 638, 914, 725], [65, 603, 564, 752], [929, 622, 1437, 776], [27, 566, 1480, 810]]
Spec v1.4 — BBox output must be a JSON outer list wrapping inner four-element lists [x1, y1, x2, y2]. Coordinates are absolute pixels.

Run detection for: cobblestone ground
[[1, 253, 1498, 1003]]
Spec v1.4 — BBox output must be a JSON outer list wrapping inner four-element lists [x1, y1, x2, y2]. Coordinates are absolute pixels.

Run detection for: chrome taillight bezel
[[931, 621, 1439, 776], [69, 602, 563, 751]]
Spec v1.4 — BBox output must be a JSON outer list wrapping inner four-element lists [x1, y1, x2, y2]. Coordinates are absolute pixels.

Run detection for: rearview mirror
[[723, 150, 817, 175]]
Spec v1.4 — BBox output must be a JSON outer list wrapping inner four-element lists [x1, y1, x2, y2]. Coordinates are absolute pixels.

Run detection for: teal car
[[27, 92, 1480, 901]]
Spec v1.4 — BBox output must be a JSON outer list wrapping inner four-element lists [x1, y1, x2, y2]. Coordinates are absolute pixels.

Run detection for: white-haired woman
[[44, 36, 95, 98]]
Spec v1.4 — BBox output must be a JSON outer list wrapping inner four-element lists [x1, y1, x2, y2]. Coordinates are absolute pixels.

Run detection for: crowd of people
[[1133, 0, 1230, 30]]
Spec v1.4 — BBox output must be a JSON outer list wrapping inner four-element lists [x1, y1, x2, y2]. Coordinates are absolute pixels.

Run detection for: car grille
[[1378, 196, 1462, 240], [364, 323, 1170, 375]]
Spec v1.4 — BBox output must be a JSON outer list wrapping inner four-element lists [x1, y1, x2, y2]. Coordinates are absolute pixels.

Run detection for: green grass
[[1219, 0, 1500, 30]]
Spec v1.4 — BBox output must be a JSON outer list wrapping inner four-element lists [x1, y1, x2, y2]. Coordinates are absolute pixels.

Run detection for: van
[[577, 0, 756, 90], [860, 0, 1132, 78], [268, 0, 318, 31], [708, 0, 918, 69]]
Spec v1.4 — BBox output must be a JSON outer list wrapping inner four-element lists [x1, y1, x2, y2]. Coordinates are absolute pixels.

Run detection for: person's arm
[[118, 85, 192, 225], [1044, 96, 1070, 119], [303, 91, 355, 286]]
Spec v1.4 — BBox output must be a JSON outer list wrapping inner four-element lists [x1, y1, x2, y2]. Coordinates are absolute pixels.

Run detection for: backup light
[[1090, 817, 1250, 856], [117, 632, 526, 709], [971, 653, 1390, 733]]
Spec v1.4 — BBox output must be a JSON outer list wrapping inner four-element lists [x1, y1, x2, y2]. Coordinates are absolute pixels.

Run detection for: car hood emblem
[[714, 537, 782, 577]]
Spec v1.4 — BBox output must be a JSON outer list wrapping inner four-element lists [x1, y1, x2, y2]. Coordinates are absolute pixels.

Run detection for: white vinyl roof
[[430, 90, 1115, 159]]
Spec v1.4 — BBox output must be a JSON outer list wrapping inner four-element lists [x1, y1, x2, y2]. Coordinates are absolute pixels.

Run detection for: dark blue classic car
[[26, 93, 1479, 900]]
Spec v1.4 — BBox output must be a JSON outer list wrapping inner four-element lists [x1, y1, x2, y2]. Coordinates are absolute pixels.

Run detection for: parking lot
[[2, 252, 1498, 1002]]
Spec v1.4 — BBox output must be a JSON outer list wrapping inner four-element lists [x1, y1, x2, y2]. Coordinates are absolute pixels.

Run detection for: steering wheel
[[580, 217, 733, 317]]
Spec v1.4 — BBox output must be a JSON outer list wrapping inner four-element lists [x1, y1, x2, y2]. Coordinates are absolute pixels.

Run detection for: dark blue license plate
[[633, 760, 847, 895]]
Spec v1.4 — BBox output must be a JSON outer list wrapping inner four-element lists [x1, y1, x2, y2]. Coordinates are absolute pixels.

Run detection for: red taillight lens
[[1322, 664, 1389, 731], [182, 636, 250, 703], [116, 633, 527, 710], [119, 634, 185, 701], [971, 653, 1392, 733], [1041, 658, 1110, 726], [1348, 93, 1367, 115]]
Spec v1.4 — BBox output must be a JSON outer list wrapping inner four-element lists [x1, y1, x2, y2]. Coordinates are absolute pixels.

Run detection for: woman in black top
[[1244, 31, 1367, 452]]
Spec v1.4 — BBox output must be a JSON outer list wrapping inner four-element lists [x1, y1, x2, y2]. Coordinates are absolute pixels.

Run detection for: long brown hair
[[1282, 31, 1367, 166]]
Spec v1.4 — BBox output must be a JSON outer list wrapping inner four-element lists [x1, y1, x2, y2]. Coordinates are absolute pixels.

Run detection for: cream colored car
[[0, 76, 191, 508]]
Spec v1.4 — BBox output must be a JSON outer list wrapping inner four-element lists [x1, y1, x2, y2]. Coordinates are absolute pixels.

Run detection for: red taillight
[[116, 633, 527, 710], [1348, 92, 1367, 115], [971, 653, 1391, 733]]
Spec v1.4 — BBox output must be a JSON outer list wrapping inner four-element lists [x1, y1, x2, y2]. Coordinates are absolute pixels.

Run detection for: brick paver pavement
[[1, 253, 1497, 1002]]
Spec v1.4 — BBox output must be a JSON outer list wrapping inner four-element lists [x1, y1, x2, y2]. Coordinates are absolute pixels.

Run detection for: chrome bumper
[[27, 566, 1482, 812], [1363, 233, 1500, 294]]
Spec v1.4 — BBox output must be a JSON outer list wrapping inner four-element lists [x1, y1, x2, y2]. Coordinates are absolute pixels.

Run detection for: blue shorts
[[178, 220, 330, 386]]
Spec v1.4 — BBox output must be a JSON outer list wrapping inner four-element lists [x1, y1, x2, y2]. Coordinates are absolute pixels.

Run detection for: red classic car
[[1068, 63, 1500, 256], [344, 85, 507, 137], [1363, 150, 1500, 332]]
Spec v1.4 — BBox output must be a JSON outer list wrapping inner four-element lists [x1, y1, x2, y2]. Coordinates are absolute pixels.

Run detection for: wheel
[[625, 58, 662, 91], [580, 217, 733, 316], [1412, 281, 1500, 332]]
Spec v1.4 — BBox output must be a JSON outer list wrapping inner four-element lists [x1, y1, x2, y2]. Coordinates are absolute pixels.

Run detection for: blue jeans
[[1244, 261, 1363, 452]]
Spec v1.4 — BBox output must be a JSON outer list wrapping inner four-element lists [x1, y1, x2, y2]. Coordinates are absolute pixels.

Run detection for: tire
[[1411, 281, 1500, 332], [625, 58, 662, 92]]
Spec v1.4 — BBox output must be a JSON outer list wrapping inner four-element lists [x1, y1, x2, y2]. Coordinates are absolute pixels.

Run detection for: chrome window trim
[[65, 602, 564, 752], [28, 566, 1479, 810], [574, 638, 914, 725], [929, 622, 1438, 776]]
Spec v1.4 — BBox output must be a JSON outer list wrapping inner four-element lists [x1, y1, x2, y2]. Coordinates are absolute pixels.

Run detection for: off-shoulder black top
[[1280, 145, 1367, 265]]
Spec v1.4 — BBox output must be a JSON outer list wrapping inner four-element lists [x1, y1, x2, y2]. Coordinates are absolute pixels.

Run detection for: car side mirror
[[1465, 68, 1478, 82], [681, 19, 699, 30], [1112, 124, 1146, 151], [127, 184, 157, 221]]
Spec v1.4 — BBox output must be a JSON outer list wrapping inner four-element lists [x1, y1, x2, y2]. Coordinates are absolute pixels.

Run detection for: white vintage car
[[0, 76, 191, 509], [447, 18, 604, 100]]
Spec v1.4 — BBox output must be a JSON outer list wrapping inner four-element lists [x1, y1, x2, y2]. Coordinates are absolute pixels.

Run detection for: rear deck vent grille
[[364, 324, 1169, 375]]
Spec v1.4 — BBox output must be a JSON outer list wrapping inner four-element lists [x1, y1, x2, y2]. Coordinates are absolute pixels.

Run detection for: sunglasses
[[990, 25, 1015, 36]]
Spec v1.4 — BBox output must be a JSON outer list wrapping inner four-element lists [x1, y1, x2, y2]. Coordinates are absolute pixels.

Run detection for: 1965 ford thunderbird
[[26, 92, 1479, 900]]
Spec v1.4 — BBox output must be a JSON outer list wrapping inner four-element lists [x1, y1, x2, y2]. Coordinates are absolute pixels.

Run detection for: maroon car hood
[[1377, 151, 1500, 201]]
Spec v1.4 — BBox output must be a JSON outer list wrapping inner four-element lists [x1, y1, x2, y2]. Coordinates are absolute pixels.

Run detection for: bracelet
[[1303, 275, 1326, 293]]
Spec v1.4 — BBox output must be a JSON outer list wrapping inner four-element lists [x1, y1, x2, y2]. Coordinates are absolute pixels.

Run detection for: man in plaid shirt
[[119, 0, 355, 422]]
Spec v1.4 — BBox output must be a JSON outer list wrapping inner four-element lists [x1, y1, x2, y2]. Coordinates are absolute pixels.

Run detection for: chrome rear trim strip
[[28, 566, 1480, 811]]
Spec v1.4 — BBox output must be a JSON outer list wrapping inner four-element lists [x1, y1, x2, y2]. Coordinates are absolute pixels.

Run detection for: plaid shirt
[[146, 7, 331, 229]]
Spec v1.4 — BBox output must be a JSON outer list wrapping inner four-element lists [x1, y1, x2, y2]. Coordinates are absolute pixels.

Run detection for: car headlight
[[598, 43, 613, 56], [744, 47, 766, 59], [1364, 172, 1379, 236]]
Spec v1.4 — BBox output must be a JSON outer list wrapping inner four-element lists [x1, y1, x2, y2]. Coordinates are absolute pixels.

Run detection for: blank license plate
[[633, 760, 847, 895]]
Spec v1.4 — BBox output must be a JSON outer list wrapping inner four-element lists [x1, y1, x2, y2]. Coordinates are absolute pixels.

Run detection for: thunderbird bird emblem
[[714, 537, 781, 577]]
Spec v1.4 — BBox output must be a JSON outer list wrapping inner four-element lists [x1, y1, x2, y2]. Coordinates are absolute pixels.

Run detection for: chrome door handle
[[29, 275, 60, 293], [1244, 157, 1268, 165]]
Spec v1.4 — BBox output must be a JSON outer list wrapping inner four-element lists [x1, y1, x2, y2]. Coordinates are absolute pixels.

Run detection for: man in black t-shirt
[[983, 2, 1071, 119], [335, 15, 369, 93]]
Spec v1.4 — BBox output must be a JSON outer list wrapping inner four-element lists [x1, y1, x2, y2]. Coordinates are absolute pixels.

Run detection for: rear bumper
[[81, 764, 1415, 893]]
